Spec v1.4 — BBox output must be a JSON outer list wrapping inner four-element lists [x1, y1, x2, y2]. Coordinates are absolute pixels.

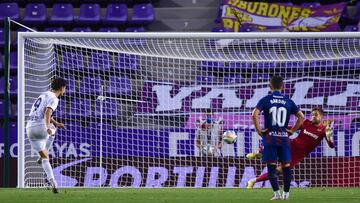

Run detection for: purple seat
[[0, 3, 19, 23], [256, 62, 277, 69], [125, 27, 145, 32], [95, 98, 118, 116], [196, 75, 217, 84], [98, 27, 119, 32], [69, 99, 92, 117], [106, 76, 131, 96], [355, 1, 360, 20], [79, 76, 102, 95], [229, 62, 250, 70], [251, 74, 270, 82], [344, 25, 359, 32], [10, 52, 18, 72], [115, 53, 139, 72], [23, 3, 47, 25], [200, 60, 226, 71], [103, 4, 128, 25], [50, 4, 74, 25], [77, 4, 101, 25], [88, 52, 111, 72], [301, 2, 321, 8], [44, 27, 65, 32], [64, 76, 76, 94], [53, 99, 66, 117], [223, 74, 244, 84], [61, 52, 84, 71], [131, 3, 155, 24], [71, 27, 92, 32]]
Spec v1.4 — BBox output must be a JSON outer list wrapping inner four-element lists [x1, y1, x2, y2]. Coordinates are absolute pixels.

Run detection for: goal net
[[18, 32, 360, 188]]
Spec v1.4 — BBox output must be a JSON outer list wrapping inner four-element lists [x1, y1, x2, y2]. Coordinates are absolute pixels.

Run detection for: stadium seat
[[223, 74, 244, 84], [79, 76, 102, 95], [23, 3, 47, 25], [10, 52, 18, 73], [256, 62, 277, 69], [106, 76, 131, 96], [355, 1, 360, 20], [229, 62, 251, 70], [131, 3, 155, 24], [64, 76, 76, 94], [88, 52, 112, 72], [69, 99, 92, 117], [98, 27, 120, 32], [344, 25, 359, 32], [50, 3, 74, 25], [196, 75, 217, 84], [61, 52, 85, 72], [95, 98, 118, 117], [103, 4, 128, 25], [125, 27, 145, 32], [0, 54, 3, 70], [115, 53, 139, 72], [71, 27, 92, 32], [44, 27, 65, 32], [53, 99, 67, 117], [0, 3, 20, 24], [251, 74, 270, 82], [77, 4, 101, 25], [200, 60, 226, 71]]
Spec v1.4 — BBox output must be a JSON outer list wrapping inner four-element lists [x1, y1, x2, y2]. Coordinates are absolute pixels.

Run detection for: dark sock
[[282, 167, 292, 192], [267, 164, 279, 191]]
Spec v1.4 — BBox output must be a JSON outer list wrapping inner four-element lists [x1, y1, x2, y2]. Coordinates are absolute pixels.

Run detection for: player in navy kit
[[252, 76, 305, 200]]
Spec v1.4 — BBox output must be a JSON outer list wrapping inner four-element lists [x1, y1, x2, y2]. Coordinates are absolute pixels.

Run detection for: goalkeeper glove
[[325, 125, 333, 139]]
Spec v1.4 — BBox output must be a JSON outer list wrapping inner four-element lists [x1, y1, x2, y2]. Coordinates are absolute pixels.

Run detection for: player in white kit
[[26, 78, 66, 193], [195, 109, 224, 157]]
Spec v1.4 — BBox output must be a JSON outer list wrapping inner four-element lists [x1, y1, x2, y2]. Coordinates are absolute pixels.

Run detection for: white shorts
[[26, 125, 49, 152]]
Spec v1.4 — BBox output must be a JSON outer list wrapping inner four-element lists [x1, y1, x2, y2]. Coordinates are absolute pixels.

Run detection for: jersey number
[[33, 98, 42, 112], [269, 106, 287, 127]]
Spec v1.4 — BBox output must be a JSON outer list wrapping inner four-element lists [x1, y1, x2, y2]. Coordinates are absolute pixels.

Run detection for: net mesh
[[21, 34, 360, 188]]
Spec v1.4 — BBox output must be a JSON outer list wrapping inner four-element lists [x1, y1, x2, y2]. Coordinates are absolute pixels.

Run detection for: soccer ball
[[223, 130, 237, 144]]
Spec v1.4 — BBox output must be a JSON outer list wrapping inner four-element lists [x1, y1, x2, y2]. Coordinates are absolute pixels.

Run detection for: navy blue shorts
[[262, 145, 291, 163]]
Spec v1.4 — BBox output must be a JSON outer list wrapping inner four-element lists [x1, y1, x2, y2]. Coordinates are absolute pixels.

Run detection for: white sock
[[42, 159, 56, 187], [274, 190, 281, 197], [283, 191, 289, 198], [46, 136, 55, 151]]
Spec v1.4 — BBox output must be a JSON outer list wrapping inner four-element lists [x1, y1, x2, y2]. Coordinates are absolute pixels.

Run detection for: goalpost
[[18, 32, 360, 188]]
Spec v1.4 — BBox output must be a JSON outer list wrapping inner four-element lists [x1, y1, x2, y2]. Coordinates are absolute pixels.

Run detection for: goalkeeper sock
[[282, 167, 292, 193], [256, 173, 269, 182], [267, 164, 279, 191]]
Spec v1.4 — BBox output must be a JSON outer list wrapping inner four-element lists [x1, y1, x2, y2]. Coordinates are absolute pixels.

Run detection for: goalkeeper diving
[[247, 106, 335, 188]]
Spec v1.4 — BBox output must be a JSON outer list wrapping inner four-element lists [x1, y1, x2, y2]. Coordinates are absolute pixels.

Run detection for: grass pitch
[[1, 188, 359, 203]]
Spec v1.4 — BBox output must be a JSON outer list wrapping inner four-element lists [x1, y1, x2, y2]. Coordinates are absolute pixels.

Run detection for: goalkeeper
[[247, 107, 335, 188], [195, 109, 224, 157]]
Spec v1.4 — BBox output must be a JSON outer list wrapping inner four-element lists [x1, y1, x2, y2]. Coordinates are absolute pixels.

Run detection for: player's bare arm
[[252, 108, 267, 136], [287, 111, 305, 135], [51, 117, 65, 129]]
